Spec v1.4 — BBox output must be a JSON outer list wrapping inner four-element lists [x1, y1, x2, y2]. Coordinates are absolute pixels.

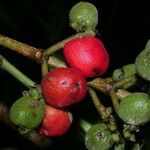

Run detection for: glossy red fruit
[[63, 36, 109, 78], [38, 105, 72, 137], [41, 67, 87, 108]]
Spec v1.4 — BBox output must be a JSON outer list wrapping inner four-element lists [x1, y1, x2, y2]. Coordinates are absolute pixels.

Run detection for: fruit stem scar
[[0, 54, 36, 88], [74, 82, 80, 89], [61, 80, 67, 85], [96, 131, 104, 141]]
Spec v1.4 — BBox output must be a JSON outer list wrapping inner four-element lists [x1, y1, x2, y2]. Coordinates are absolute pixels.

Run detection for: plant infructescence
[[0, 1, 150, 150]]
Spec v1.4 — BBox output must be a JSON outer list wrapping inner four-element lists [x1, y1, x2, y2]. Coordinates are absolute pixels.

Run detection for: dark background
[[0, 0, 150, 149]]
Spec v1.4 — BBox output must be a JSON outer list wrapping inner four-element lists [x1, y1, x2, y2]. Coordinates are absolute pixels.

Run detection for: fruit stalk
[[0, 103, 52, 147], [109, 89, 119, 112], [48, 56, 67, 68], [109, 75, 137, 111], [116, 89, 131, 100], [87, 77, 113, 94], [113, 75, 137, 89], [88, 87, 117, 131], [0, 34, 43, 62], [78, 119, 92, 132], [43, 32, 87, 56], [41, 58, 49, 77], [0, 54, 36, 87], [88, 87, 110, 119]]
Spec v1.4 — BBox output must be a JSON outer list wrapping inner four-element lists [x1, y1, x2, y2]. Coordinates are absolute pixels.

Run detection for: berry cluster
[[0, 1, 150, 150], [38, 2, 109, 137], [8, 1, 109, 138]]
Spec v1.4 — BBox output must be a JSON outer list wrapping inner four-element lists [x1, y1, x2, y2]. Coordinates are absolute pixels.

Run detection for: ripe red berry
[[41, 67, 87, 108], [38, 105, 72, 137], [63, 36, 109, 78]]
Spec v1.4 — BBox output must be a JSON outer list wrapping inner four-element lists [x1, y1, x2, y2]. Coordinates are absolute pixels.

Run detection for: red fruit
[[63, 36, 109, 78], [38, 105, 72, 137], [41, 67, 87, 107]]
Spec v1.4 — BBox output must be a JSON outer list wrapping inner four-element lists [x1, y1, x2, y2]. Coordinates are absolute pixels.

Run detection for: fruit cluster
[[9, 1, 110, 138], [39, 4, 109, 136], [0, 1, 150, 150]]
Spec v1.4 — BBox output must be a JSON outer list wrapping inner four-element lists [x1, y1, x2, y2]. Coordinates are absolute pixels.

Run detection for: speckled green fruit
[[85, 123, 114, 150], [112, 64, 136, 89], [69, 2, 98, 33], [135, 40, 150, 81], [117, 92, 150, 125], [10, 95, 45, 129]]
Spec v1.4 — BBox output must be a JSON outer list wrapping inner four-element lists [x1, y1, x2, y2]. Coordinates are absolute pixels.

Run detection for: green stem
[[78, 119, 92, 132], [113, 75, 136, 89], [0, 55, 36, 87], [87, 77, 113, 94], [109, 89, 119, 112], [88, 87, 110, 120], [88, 87, 117, 131], [43, 32, 86, 56], [48, 56, 67, 68], [109, 75, 136, 111], [0, 34, 43, 62], [41, 58, 49, 77]]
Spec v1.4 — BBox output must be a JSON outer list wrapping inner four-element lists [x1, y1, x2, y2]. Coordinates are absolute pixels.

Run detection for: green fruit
[[122, 64, 136, 88], [135, 40, 150, 81], [69, 2, 98, 33], [112, 64, 136, 89], [112, 68, 123, 81], [10, 94, 45, 129], [122, 64, 136, 77], [85, 123, 114, 150], [117, 92, 150, 125]]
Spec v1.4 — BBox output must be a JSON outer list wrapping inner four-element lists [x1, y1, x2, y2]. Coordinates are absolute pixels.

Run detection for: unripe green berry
[[10, 94, 45, 129], [69, 2, 98, 33], [117, 92, 150, 125], [112, 64, 136, 89], [122, 64, 136, 77], [85, 123, 114, 150], [112, 68, 123, 81], [135, 40, 150, 81]]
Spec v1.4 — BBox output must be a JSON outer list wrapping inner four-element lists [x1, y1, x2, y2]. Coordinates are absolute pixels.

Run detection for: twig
[[48, 56, 67, 68], [0, 54, 36, 87], [88, 87, 110, 120], [0, 34, 43, 62], [87, 77, 113, 94], [88, 87, 117, 131], [41, 56, 49, 77], [43, 32, 86, 56], [109, 75, 137, 111]]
